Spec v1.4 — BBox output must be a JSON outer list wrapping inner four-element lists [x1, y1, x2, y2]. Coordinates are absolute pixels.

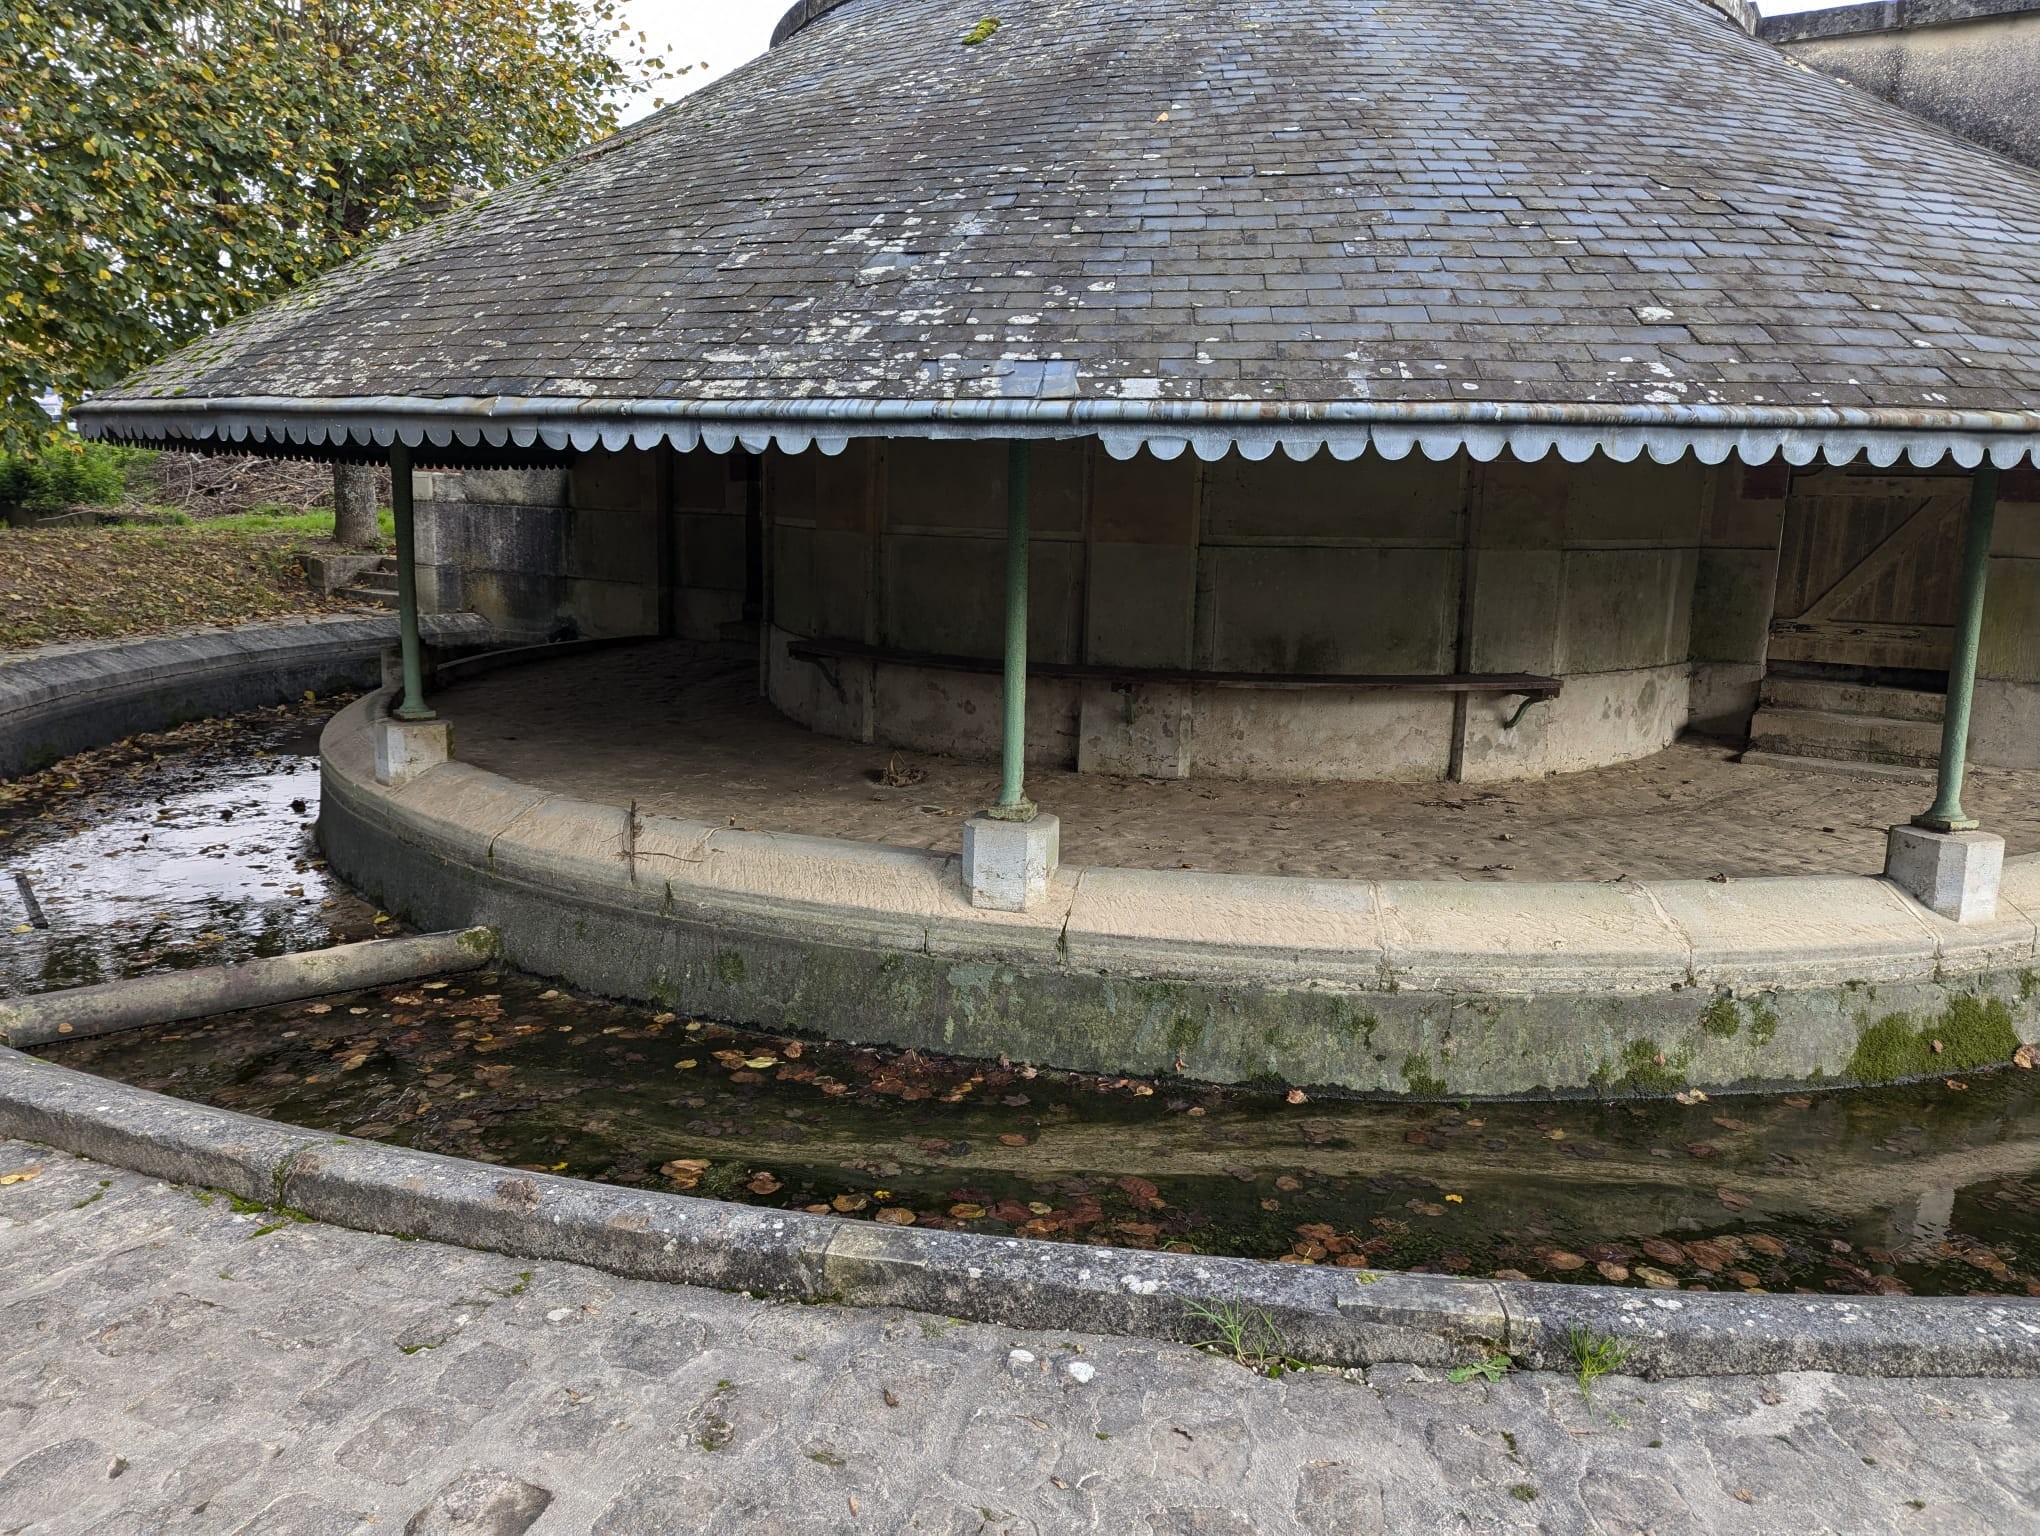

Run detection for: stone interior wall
[[1771, 6, 2040, 171], [764, 441, 1719, 783], [1974, 469, 2040, 769], [417, 449, 754, 645]]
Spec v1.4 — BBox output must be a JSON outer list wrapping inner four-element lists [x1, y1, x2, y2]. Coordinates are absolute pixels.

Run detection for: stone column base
[[374, 716, 451, 787], [1885, 825, 2004, 924], [963, 813, 1060, 912]]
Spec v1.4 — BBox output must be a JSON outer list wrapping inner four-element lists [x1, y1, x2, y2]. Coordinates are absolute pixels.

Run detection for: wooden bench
[[784, 638, 1562, 727]]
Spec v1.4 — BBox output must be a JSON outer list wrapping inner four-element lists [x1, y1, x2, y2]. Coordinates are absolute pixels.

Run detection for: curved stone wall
[[320, 688, 2040, 1099], [762, 441, 1766, 783]]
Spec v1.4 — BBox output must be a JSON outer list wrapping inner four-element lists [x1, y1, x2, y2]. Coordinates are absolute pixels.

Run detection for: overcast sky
[[614, 0, 1850, 122]]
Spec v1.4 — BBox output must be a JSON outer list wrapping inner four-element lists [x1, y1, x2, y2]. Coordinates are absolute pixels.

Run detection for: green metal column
[[1916, 461, 2000, 833], [389, 442, 436, 722], [993, 440, 1035, 820]]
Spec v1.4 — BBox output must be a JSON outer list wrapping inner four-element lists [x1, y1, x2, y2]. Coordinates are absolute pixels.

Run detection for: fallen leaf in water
[[673, 1060, 698, 1071], [2015, 1044, 2037, 1070], [745, 1172, 781, 1196], [783, 1041, 804, 1059], [1543, 1251, 1587, 1271], [1636, 1265, 1681, 1289], [1285, 1089, 1307, 1105], [1945, 1080, 1969, 1092], [1642, 1239, 1687, 1266], [1274, 1175, 1302, 1192], [1596, 1261, 1630, 1283], [832, 1193, 869, 1213], [1710, 1116, 1750, 1133], [875, 1208, 915, 1226], [1673, 1089, 1710, 1106], [948, 1203, 985, 1220], [660, 1158, 710, 1189], [1445, 1193, 1464, 1204], [1781, 1095, 1813, 1109], [742, 1057, 778, 1070], [1745, 1233, 1788, 1257], [997, 1133, 1028, 1148], [1717, 1188, 1753, 1211]]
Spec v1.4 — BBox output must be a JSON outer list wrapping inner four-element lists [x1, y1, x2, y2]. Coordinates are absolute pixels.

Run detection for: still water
[[9, 705, 2040, 1298]]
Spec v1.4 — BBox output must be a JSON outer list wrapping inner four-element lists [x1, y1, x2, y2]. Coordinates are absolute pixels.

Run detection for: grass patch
[[1566, 1326, 1632, 1400], [1185, 1298, 1303, 1378], [0, 524, 361, 647]]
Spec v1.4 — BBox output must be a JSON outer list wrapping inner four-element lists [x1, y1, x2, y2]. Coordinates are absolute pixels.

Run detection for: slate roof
[[77, 0, 2040, 466]]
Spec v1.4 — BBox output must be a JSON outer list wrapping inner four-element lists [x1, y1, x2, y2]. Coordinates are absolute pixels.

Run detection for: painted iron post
[[1916, 461, 2000, 833], [995, 441, 1035, 820], [389, 442, 436, 722]]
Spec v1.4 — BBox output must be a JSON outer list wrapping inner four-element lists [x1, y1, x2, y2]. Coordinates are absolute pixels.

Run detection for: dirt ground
[[436, 642, 2040, 883]]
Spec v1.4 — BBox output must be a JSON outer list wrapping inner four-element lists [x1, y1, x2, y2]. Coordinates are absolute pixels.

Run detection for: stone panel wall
[[766, 441, 1718, 783], [1764, 1, 2040, 171]]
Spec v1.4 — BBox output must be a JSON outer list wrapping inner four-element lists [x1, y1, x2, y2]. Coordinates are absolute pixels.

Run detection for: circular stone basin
[[38, 968, 2040, 1300]]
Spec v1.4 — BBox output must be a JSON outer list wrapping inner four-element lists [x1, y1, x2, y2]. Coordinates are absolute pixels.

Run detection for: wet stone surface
[[0, 699, 379, 993], [41, 971, 2040, 1300], [1, 1142, 2036, 1535]]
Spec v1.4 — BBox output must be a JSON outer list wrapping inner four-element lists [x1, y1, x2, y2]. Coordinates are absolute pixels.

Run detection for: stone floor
[[1, 1141, 2034, 1535], [435, 643, 2040, 883]]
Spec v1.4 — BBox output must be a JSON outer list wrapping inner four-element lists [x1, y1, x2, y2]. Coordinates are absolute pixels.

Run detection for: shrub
[[0, 442, 153, 514]]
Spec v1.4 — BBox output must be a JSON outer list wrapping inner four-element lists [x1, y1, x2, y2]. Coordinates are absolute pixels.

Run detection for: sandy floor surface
[[434, 642, 2040, 883]]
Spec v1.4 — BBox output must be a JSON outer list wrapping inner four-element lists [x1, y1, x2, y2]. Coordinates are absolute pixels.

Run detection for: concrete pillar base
[[374, 716, 451, 787], [1885, 825, 2004, 924], [963, 813, 1059, 912]]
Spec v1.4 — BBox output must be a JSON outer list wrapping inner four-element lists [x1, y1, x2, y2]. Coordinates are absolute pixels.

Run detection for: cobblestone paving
[[1, 1142, 2034, 1535]]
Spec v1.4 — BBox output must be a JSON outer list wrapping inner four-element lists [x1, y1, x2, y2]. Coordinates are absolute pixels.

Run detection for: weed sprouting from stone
[[1447, 1353, 1514, 1385], [1566, 1326, 1632, 1399], [961, 16, 1001, 46], [1185, 1298, 1302, 1377]]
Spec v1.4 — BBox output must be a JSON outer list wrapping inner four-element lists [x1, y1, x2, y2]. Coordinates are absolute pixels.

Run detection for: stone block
[[963, 813, 1060, 912], [1885, 825, 2005, 924], [374, 717, 451, 787]]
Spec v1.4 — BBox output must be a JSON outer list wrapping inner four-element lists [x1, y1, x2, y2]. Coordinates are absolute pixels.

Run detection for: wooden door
[[1767, 470, 1969, 675]]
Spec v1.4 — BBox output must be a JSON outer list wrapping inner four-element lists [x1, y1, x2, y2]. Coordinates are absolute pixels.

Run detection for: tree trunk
[[332, 461, 381, 548]]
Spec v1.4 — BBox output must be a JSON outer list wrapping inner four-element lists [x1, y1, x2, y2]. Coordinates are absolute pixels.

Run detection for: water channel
[[4, 703, 2037, 1299]]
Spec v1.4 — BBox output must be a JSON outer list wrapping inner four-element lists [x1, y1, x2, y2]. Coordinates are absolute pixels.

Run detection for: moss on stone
[[961, 16, 1001, 45], [1845, 995, 2020, 1083], [1332, 1008, 1379, 1047], [715, 950, 746, 986], [1698, 995, 1740, 1039], [1401, 1053, 1448, 1097], [1748, 1000, 1779, 1048], [1168, 1015, 1202, 1054], [1592, 1039, 1690, 1095]]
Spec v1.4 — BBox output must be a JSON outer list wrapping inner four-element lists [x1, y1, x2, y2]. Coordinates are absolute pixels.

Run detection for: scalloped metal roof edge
[[70, 395, 2040, 468]]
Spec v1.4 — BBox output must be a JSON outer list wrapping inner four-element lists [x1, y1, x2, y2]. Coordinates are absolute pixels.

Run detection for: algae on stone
[[1846, 995, 2020, 1083]]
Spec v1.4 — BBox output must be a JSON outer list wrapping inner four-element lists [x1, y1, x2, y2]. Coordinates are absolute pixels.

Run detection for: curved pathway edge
[[1, 1046, 2032, 1381]]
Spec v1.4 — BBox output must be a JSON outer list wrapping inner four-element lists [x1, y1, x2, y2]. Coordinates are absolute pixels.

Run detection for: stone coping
[[323, 690, 2040, 999], [0, 612, 493, 778], [319, 688, 2040, 1097], [2, 1045, 2033, 1380]]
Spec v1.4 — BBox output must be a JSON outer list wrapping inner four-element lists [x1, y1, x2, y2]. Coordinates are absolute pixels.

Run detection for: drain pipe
[[0, 928, 499, 1049]]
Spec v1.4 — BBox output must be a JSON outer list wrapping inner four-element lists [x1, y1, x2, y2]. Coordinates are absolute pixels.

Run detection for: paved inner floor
[[2, 1140, 2033, 1535], [437, 643, 2040, 883]]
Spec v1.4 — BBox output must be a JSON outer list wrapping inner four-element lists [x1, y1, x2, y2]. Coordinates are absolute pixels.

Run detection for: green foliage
[[1185, 1298, 1303, 1377], [1447, 1352, 1514, 1385], [0, 440, 150, 511], [3, 0, 679, 451], [961, 16, 1001, 45], [1566, 1326, 1632, 1399]]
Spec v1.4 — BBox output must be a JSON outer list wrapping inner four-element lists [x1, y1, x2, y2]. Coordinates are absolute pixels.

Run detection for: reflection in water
[[0, 705, 378, 995], [42, 971, 2040, 1300], [12, 704, 2040, 1297]]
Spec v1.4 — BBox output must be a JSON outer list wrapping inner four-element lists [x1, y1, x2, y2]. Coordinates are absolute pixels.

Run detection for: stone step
[[1736, 750, 1936, 784], [1745, 706, 1943, 769], [1759, 676, 1945, 723], [337, 586, 398, 609], [350, 572, 399, 593]]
